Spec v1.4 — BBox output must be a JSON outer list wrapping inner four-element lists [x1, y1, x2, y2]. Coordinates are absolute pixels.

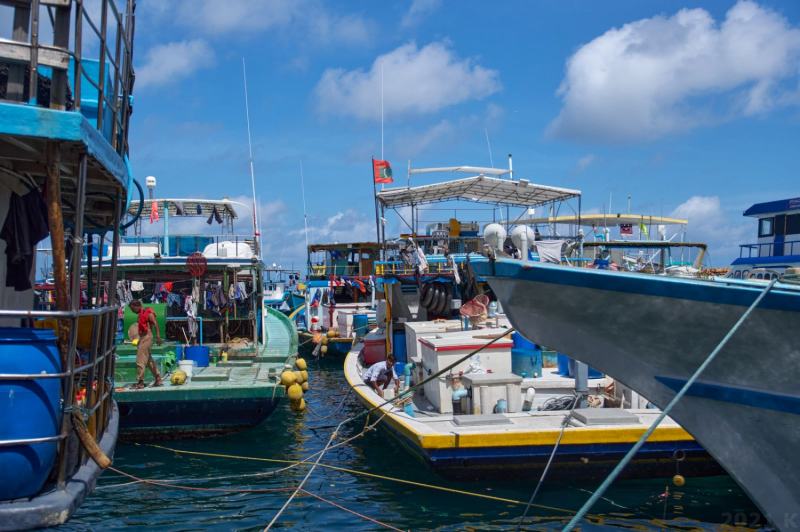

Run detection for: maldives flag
[[373, 159, 393, 183]]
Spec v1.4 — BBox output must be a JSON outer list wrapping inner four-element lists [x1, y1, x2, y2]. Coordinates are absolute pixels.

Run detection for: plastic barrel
[[0, 328, 61, 500], [511, 347, 543, 378], [353, 313, 369, 337], [392, 331, 407, 362], [567, 358, 603, 379], [511, 332, 537, 350], [184, 346, 210, 367], [395, 362, 406, 378], [557, 353, 570, 375]]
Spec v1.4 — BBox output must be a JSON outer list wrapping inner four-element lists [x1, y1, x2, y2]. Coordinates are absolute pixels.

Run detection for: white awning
[[127, 199, 243, 219], [376, 175, 580, 209], [510, 213, 688, 227], [408, 166, 511, 176]]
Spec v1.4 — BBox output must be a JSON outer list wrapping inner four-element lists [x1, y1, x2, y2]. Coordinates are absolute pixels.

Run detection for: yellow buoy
[[294, 370, 305, 384], [281, 371, 297, 386], [290, 398, 306, 413], [287, 383, 303, 401], [673, 475, 685, 487], [171, 370, 187, 385], [326, 330, 336, 338], [301, 381, 309, 392], [300, 370, 308, 382], [295, 358, 307, 371], [320, 345, 328, 355], [131, 338, 139, 347], [321, 336, 329, 345]]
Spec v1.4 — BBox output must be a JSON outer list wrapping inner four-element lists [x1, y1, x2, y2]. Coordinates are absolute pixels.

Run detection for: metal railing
[[375, 254, 488, 276], [0, 0, 136, 156], [84, 234, 258, 261], [739, 240, 800, 258]]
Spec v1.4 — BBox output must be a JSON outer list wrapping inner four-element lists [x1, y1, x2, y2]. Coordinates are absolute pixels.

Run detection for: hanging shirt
[[138, 307, 155, 336], [150, 202, 159, 223], [0, 189, 50, 291]]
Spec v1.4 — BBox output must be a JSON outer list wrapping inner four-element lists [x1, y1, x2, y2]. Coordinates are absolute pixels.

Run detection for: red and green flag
[[373, 159, 393, 184]]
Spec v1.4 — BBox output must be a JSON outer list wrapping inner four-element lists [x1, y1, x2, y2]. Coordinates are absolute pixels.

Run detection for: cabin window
[[734, 271, 741, 279], [786, 214, 800, 236], [742, 270, 750, 279], [772, 273, 779, 280], [756, 273, 763, 279], [759, 217, 774, 237]]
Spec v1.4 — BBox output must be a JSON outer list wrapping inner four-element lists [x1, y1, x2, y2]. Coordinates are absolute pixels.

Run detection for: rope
[[305, 388, 353, 420], [562, 278, 777, 532], [297, 488, 404, 532], [515, 391, 583, 531]]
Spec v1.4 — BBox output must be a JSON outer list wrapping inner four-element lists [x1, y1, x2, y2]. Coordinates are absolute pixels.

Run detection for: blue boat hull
[[117, 397, 280, 440]]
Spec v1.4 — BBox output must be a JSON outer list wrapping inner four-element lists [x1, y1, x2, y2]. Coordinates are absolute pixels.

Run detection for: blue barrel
[[184, 346, 210, 367], [353, 313, 369, 337], [511, 332, 537, 350], [392, 330, 407, 362], [512, 347, 543, 378], [0, 328, 61, 500], [557, 353, 570, 375], [567, 358, 603, 379], [394, 361, 406, 378]]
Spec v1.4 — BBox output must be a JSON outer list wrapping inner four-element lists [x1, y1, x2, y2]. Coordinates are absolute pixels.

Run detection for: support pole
[[45, 143, 69, 364]]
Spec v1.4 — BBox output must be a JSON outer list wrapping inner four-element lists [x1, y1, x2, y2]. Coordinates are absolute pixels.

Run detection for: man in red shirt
[[129, 300, 164, 389]]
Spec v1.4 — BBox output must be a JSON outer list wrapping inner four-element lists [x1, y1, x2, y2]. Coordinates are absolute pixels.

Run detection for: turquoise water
[[64, 356, 766, 531]]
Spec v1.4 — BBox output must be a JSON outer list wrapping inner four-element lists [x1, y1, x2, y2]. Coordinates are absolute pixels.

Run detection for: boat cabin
[[728, 197, 800, 279]]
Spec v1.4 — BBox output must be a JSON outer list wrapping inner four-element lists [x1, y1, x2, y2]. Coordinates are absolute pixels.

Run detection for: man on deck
[[363, 355, 399, 399], [129, 299, 164, 389]]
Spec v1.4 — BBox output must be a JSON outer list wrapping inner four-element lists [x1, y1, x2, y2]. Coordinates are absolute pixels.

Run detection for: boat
[[297, 242, 384, 356], [725, 197, 800, 280], [0, 0, 135, 527], [339, 164, 720, 481], [263, 266, 304, 312], [85, 196, 300, 439], [472, 247, 800, 530]]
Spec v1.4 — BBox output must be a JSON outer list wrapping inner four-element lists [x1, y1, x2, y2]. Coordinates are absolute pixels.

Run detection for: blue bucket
[[184, 346, 210, 367], [567, 358, 603, 379], [0, 328, 61, 500], [353, 313, 369, 337], [511, 332, 537, 350], [511, 347, 543, 378], [392, 331, 407, 362], [395, 362, 406, 377], [557, 353, 570, 375]]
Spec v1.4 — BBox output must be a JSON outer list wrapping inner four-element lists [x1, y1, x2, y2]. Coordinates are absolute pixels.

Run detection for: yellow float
[[280, 371, 297, 386]]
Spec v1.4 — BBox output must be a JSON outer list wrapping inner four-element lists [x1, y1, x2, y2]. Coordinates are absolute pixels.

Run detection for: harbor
[[2, 1, 799, 531]]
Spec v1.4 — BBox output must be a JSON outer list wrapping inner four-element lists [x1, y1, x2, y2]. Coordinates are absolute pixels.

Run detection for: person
[[363, 355, 399, 398], [128, 299, 164, 389]]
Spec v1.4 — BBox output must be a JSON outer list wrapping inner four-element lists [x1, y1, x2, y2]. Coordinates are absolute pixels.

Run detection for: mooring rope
[[562, 278, 777, 532]]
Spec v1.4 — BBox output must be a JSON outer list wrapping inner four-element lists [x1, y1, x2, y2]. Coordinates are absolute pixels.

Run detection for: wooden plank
[[0, 40, 71, 69], [6, 6, 31, 101]]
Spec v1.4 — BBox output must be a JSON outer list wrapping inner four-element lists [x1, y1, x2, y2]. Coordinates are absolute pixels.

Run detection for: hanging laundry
[[184, 295, 197, 335], [150, 201, 159, 223], [228, 283, 235, 301], [174, 201, 185, 216], [236, 282, 247, 300], [0, 189, 50, 291], [196, 204, 202, 215], [214, 206, 223, 224], [131, 281, 144, 292], [166, 293, 182, 308], [161, 281, 174, 293]]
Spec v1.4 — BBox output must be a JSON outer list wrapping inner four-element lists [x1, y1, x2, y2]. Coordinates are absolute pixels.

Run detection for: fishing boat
[[339, 164, 720, 481], [0, 0, 135, 527], [263, 267, 303, 312], [84, 196, 300, 439], [725, 197, 800, 280], [472, 243, 800, 530]]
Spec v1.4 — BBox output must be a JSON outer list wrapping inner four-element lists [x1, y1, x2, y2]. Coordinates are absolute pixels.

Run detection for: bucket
[[184, 346, 210, 367], [392, 330, 407, 362], [511, 347, 543, 378], [567, 358, 603, 379], [178, 360, 194, 379], [395, 362, 406, 378], [557, 353, 570, 375], [511, 332, 537, 350], [0, 328, 61, 500], [353, 313, 369, 338]]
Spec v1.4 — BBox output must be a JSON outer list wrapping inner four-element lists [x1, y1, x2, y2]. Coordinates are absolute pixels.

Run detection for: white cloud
[[401, 0, 442, 28], [173, 0, 371, 46], [668, 196, 748, 265], [573, 154, 596, 174], [136, 40, 216, 90], [548, 1, 800, 142], [314, 41, 502, 120], [292, 209, 376, 246]]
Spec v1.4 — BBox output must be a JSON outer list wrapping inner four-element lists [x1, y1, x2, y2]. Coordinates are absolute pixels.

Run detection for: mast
[[242, 58, 259, 256]]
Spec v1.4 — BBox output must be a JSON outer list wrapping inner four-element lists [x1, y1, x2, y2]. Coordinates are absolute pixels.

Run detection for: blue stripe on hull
[[655, 376, 800, 415]]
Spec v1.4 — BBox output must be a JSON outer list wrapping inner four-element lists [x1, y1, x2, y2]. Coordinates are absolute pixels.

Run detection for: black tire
[[436, 283, 453, 315], [428, 284, 442, 313], [421, 283, 435, 308]]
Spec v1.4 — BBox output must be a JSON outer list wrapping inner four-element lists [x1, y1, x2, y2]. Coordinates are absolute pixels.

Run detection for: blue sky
[[124, 0, 800, 269]]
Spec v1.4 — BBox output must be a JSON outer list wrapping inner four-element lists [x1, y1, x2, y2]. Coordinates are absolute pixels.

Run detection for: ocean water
[[64, 355, 766, 531]]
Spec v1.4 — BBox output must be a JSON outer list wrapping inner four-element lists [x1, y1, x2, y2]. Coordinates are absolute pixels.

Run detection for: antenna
[[300, 160, 310, 249], [485, 128, 494, 168], [242, 58, 259, 254]]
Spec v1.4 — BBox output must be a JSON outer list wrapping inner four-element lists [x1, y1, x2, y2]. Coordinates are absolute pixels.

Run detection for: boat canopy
[[377, 175, 580, 209], [127, 198, 243, 219], [509, 214, 687, 227]]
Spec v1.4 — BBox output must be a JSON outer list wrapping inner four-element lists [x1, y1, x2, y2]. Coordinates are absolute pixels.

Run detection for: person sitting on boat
[[364, 355, 399, 399], [129, 299, 164, 389]]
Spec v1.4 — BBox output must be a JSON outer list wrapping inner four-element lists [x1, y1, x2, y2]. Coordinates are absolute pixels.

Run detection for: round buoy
[[321, 336, 329, 346], [281, 371, 297, 386], [321, 345, 328, 355], [326, 330, 336, 338], [171, 370, 187, 385], [295, 358, 307, 371], [294, 370, 305, 384], [673, 475, 685, 487], [300, 370, 308, 382], [290, 398, 306, 413], [301, 381, 309, 392], [287, 384, 303, 401]]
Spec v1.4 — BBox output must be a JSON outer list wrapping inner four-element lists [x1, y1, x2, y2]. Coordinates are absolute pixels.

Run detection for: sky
[[119, 0, 800, 269]]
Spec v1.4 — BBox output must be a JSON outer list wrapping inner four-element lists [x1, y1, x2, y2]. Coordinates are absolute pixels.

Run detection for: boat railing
[[0, 305, 118, 486], [375, 254, 489, 276], [0, 0, 136, 156], [739, 240, 800, 259], [86, 234, 258, 261]]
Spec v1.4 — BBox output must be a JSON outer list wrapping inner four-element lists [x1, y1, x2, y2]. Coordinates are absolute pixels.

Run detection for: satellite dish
[[145, 175, 157, 189], [511, 226, 535, 249], [483, 223, 507, 249]]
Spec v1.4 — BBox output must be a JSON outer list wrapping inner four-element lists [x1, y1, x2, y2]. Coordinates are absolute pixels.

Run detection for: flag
[[619, 223, 633, 236], [373, 159, 393, 183], [309, 290, 320, 308]]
